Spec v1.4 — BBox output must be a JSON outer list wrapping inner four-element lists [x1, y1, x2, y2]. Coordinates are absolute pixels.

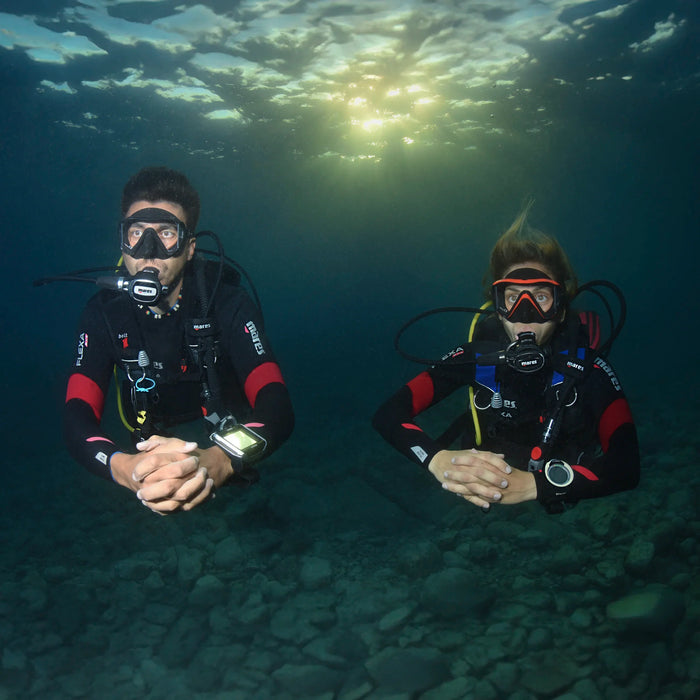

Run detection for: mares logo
[[595, 357, 621, 391], [245, 321, 265, 355], [76, 332, 88, 367]]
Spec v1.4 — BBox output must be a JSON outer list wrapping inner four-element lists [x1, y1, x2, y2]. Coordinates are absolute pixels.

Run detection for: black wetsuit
[[64, 261, 294, 479], [372, 318, 640, 511]]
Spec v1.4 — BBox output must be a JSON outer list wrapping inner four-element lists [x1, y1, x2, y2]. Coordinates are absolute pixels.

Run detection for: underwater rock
[[159, 617, 208, 668], [303, 628, 366, 668], [641, 642, 673, 693], [244, 648, 276, 674], [395, 539, 442, 576], [299, 555, 333, 589], [486, 519, 524, 540], [487, 661, 519, 695], [269, 601, 320, 643], [527, 627, 553, 650], [213, 535, 245, 569], [624, 537, 655, 575], [242, 527, 283, 555], [365, 646, 450, 693], [606, 585, 685, 635], [234, 590, 269, 625], [271, 663, 344, 696], [520, 658, 579, 697], [19, 580, 48, 616], [294, 589, 337, 629], [57, 671, 92, 698], [421, 676, 475, 700], [336, 668, 374, 700], [143, 570, 165, 592], [174, 545, 205, 583], [378, 604, 415, 632], [471, 678, 499, 700], [571, 678, 604, 700], [570, 607, 593, 629], [2, 647, 27, 677], [140, 658, 169, 691], [187, 648, 225, 692], [425, 629, 468, 651], [469, 538, 498, 562], [599, 646, 637, 683], [113, 552, 160, 581], [549, 543, 580, 574], [188, 573, 229, 608], [594, 558, 626, 586], [516, 528, 550, 549], [587, 500, 619, 539], [422, 568, 494, 618]]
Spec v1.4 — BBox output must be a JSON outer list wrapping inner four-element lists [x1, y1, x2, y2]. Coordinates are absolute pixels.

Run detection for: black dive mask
[[492, 267, 563, 324], [120, 207, 190, 260]]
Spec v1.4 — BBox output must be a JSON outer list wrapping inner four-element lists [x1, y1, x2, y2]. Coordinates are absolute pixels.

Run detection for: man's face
[[121, 200, 195, 288], [497, 262, 560, 345]]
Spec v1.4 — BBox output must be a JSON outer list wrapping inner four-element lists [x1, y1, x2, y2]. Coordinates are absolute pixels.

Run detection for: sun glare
[[339, 75, 437, 154]]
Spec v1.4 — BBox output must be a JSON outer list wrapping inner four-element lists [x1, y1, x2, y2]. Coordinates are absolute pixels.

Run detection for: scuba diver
[[55, 167, 294, 514], [372, 204, 639, 514]]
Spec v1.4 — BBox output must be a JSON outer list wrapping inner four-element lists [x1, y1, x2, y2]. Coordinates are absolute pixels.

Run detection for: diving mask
[[492, 267, 563, 324], [120, 207, 190, 260]]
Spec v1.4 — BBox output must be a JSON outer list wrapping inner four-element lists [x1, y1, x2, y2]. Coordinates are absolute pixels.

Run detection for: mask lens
[[126, 224, 180, 251], [504, 287, 554, 315], [493, 268, 561, 323], [120, 208, 189, 259]]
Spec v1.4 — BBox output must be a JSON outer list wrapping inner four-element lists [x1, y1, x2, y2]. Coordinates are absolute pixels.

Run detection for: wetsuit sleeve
[[63, 298, 121, 479], [534, 357, 640, 510], [218, 291, 294, 462], [372, 351, 475, 467]]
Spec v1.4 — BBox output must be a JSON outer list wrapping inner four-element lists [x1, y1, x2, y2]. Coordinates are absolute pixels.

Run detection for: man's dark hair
[[121, 166, 200, 231]]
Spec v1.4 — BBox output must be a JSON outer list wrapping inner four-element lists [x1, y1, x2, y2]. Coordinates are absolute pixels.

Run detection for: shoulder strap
[[185, 256, 228, 427], [528, 319, 594, 471]]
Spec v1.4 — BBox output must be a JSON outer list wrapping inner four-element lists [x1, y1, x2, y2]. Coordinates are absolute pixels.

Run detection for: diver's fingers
[[441, 478, 503, 510]]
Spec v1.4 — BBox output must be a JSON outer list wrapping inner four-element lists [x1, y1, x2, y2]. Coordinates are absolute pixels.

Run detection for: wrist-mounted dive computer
[[544, 459, 574, 487], [210, 418, 266, 461]]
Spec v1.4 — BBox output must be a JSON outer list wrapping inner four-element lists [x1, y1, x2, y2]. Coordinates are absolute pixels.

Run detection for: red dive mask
[[492, 268, 563, 324]]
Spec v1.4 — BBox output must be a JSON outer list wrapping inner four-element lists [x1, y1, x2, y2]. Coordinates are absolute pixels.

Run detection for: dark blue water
[[1, 1, 699, 697]]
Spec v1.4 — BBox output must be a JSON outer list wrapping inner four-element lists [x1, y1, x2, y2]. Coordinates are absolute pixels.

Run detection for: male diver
[[63, 167, 294, 514], [372, 205, 639, 513]]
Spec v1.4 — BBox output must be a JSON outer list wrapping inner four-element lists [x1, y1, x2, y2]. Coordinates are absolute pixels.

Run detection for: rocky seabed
[[1, 403, 698, 699]]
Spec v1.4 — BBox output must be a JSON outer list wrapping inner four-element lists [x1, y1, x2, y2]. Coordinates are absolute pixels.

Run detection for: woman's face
[[497, 261, 560, 345]]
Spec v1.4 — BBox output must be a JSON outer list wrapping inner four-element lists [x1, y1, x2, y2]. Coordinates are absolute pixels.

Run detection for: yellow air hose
[[467, 301, 493, 446]]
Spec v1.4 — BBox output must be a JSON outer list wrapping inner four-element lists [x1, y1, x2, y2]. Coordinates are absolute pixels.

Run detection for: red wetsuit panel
[[572, 464, 599, 481], [598, 397, 633, 452], [244, 362, 285, 407], [406, 372, 434, 417], [66, 373, 106, 422]]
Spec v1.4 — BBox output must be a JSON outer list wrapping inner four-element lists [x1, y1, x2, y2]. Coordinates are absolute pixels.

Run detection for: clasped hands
[[428, 448, 537, 510], [109, 435, 233, 514]]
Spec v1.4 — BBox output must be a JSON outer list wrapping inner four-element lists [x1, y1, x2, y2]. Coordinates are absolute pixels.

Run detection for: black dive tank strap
[[186, 317, 225, 424], [528, 320, 592, 472], [187, 257, 228, 426]]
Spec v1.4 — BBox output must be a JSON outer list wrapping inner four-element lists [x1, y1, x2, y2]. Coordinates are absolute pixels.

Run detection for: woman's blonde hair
[[483, 201, 578, 301]]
